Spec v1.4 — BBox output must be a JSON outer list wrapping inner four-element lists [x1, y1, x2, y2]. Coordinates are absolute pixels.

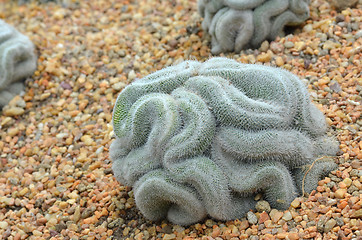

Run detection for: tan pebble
[[335, 189, 347, 199], [112, 82, 126, 91], [163, 233, 176, 240], [3, 107, 24, 116], [290, 199, 300, 208], [256, 51, 272, 62], [352, 180, 362, 190], [270, 209, 283, 223], [276, 232, 287, 239], [1, 117, 12, 126], [282, 211, 292, 221], [287, 232, 299, 240], [68, 223, 78, 232], [32, 230, 42, 236], [18, 187, 29, 196], [352, 209, 362, 218], [73, 206, 81, 222], [239, 220, 249, 230], [40, 92, 51, 100], [59, 201, 68, 209], [294, 42, 306, 51], [0, 221, 8, 229], [324, 219, 336, 232], [342, 178, 352, 187], [7, 127, 19, 137], [275, 56, 284, 66], [81, 135, 94, 146]]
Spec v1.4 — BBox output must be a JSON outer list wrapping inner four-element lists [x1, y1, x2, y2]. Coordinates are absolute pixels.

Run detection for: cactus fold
[[110, 57, 338, 225], [198, 0, 310, 54], [0, 20, 36, 107]]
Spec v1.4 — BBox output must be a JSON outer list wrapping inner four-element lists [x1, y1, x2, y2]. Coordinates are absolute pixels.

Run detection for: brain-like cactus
[[198, 0, 310, 54], [110, 57, 338, 226], [0, 19, 37, 107]]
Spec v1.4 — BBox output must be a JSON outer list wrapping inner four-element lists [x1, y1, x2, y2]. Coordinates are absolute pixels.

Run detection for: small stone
[[259, 41, 269, 52], [247, 211, 258, 225], [284, 41, 294, 48], [352, 209, 362, 218], [270, 209, 283, 223], [282, 211, 292, 221], [205, 219, 215, 227], [112, 82, 126, 91], [3, 107, 24, 116], [255, 200, 271, 213], [0, 221, 8, 229], [81, 135, 94, 146], [275, 56, 284, 66], [163, 234, 176, 240], [335, 188, 347, 199], [342, 178, 352, 187], [290, 199, 300, 208], [324, 219, 336, 232], [128, 70, 137, 81], [258, 212, 270, 224], [287, 232, 299, 240]]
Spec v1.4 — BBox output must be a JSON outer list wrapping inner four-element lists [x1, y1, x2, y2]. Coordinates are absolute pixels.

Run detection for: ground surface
[[0, 0, 361, 239]]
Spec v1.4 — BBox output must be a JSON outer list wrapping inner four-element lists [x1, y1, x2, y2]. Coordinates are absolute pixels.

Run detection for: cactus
[[198, 0, 310, 54], [110, 57, 338, 225], [0, 20, 36, 107]]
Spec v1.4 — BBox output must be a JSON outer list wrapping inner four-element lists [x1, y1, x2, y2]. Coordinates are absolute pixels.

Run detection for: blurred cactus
[[110, 57, 338, 225], [0, 20, 36, 107], [198, 0, 310, 54]]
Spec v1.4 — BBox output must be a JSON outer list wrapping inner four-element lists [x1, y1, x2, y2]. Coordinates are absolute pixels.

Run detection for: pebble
[[247, 211, 258, 225], [255, 200, 271, 213], [3, 107, 24, 116], [0, 221, 8, 229], [282, 211, 293, 221], [324, 219, 336, 232]]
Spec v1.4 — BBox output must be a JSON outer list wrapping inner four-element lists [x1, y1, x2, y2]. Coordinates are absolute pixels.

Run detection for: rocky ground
[[0, 0, 361, 239]]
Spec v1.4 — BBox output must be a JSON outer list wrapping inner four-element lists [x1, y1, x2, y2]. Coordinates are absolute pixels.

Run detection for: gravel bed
[[0, 0, 361, 239]]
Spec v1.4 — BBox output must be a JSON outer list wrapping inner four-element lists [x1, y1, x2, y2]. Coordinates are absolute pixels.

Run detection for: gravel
[[0, 0, 361, 239]]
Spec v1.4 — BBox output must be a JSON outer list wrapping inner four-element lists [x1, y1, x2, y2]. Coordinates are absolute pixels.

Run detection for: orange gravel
[[0, 0, 361, 239]]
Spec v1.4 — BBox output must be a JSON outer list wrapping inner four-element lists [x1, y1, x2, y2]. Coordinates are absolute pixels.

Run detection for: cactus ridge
[[134, 170, 208, 226], [198, 0, 310, 53], [110, 57, 338, 225], [0, 20, 36, 107], [251, 0, 289, 47]]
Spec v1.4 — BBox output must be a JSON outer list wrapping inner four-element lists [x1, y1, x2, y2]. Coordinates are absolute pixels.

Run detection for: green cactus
[[0, 19, 36, 107], [198, 0, 310, 53], [110, 57, 338, 225]]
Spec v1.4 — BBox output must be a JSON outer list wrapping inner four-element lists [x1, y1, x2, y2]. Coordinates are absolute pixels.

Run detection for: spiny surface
[[110, 57, 338, 225], [198, 0, 310, 54], [0, 19, 36, 107]]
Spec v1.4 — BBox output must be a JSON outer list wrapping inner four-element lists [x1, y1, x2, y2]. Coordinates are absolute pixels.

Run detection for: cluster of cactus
[[198, 0, 310, 54], [0, 19, 37, 107], [110, 57, 338, 226]]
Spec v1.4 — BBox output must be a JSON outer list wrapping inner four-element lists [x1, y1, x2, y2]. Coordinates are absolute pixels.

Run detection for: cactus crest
[[198, 0, 310, 54], [0, 20, 37, 107], [110, 57, 338, 225]]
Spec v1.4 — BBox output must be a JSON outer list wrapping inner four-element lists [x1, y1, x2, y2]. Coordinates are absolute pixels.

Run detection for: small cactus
[[198, 0, 310, 54], [110, 57, 338, 225], [0, 20, 36, 107]]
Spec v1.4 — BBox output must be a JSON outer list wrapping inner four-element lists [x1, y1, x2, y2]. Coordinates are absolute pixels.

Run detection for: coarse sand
[[0, 0, 361, 239]]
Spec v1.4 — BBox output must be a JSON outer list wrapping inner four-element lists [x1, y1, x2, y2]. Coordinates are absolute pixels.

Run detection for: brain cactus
[[0, 19, 37, 107], [110, 57, 338, 226], [198, 0, 310, 54]]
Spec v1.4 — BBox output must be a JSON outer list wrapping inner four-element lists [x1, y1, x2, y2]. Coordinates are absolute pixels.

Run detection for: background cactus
[[0, 19, 37, 107], [110, 57, 338, 226], [198, 0, 310, 54]]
